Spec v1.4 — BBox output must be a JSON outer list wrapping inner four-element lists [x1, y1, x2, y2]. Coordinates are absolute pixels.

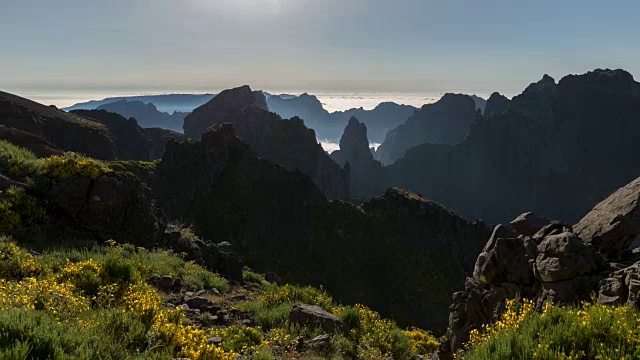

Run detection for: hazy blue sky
[[2, 0, 639, 94]]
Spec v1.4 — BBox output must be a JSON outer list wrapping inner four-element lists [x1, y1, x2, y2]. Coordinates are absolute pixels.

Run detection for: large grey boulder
[[289, 304, 342, 333], [574, 176, 640, 260], [535, 232, 603, 282], [473, 225, 536, 285], [511, 212, 551, 236]]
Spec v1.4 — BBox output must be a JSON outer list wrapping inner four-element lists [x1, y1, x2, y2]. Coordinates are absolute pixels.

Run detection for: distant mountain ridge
[[63, 93, 216, 113], [97, 100, 188, 132]]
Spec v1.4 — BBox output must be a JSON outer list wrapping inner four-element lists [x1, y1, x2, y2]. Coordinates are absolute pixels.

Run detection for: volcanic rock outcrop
[[436, 175, 640, 359], [330, 117, 384, 200]]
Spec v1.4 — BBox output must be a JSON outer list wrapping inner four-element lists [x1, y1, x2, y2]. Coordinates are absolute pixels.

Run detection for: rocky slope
[[183, 86, 350, 200], [436, 175, 640, 359], [0, 125, 63, 157], [0, 90, 118, 159], [386, 69, 640, 224], [152, 124, 490, 331], [71, 109, 153, 161], [330, 117, 385, 200], [97, 99, 188, 132], [375, 94, 478, 165]]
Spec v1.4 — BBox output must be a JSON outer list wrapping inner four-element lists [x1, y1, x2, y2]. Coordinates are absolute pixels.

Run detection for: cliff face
[[0, 91, 117, 160], [330, 117, 385, 200], [386, 69, 640, 224], [183, 86, 350, 200], [183, 85, 267, 140], [375, 94, 478, 165]]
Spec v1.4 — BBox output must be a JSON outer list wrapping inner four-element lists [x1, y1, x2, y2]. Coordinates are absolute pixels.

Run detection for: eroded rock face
[[574, 176, 640, 260], [330, 117, 384, 200]]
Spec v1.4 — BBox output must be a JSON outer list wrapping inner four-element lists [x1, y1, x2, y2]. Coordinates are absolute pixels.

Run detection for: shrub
[[209, 325, 265, 354], [243, 301, 296, 330], [0, 187, 48, 236], [40, 152, 111, 180], [0, 140, 44, 178], [459, 299, 640, 360], [260, 284, 333, 310], [0, 239, 46, 280]]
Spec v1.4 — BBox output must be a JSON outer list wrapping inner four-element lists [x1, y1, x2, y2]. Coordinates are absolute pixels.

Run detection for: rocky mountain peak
[[183, 85, 267, 140], [338, 117, 371, 160], [484, 92, 510, 117]]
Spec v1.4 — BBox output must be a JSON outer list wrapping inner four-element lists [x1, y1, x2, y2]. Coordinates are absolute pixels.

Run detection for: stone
[[206, 337, 222, 345], [160, 276, 174, 290], [146, 274, 161, 286], [185, 297, 214, 310], [305, 334, 331, 348], [598, 277, 627, 305], [535, 232, 603, 282], [510, 212, 550, 236], [473, 225, 536, 285], [536, 276, 602, 310], [264, 272, 283, 285], [574, 176, 640, 260], [289, 304, 342, 333], [177, 304, 190, 311]]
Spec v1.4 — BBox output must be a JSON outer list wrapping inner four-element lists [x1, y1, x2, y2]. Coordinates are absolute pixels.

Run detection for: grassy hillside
[[0, 237, 438, 359], [457, 298, 640, 360]]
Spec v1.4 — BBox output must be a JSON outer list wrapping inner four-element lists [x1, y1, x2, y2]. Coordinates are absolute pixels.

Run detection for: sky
[[2, 0, 640, 95]]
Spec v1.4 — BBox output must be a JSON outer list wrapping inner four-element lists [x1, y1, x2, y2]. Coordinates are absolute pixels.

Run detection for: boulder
[[164, 226, 243, 283], [510, 212, 551, 236], [598, 277, 627, 305], [574, 176, 640, 260], [289, 304, 342, 333], [536, 276, 602, 310], [473, 229, 536, 285], [535, 232, 603, 282]]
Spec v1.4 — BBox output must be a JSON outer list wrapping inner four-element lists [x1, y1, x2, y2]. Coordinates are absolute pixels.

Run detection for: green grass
[[0, 309, 173, 360], [0, 140, 44, 178], [242, 301, 295, 331], [107, 160, 159, 183], [460, 302, 640, 360], [40, 243, 229, 293]]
